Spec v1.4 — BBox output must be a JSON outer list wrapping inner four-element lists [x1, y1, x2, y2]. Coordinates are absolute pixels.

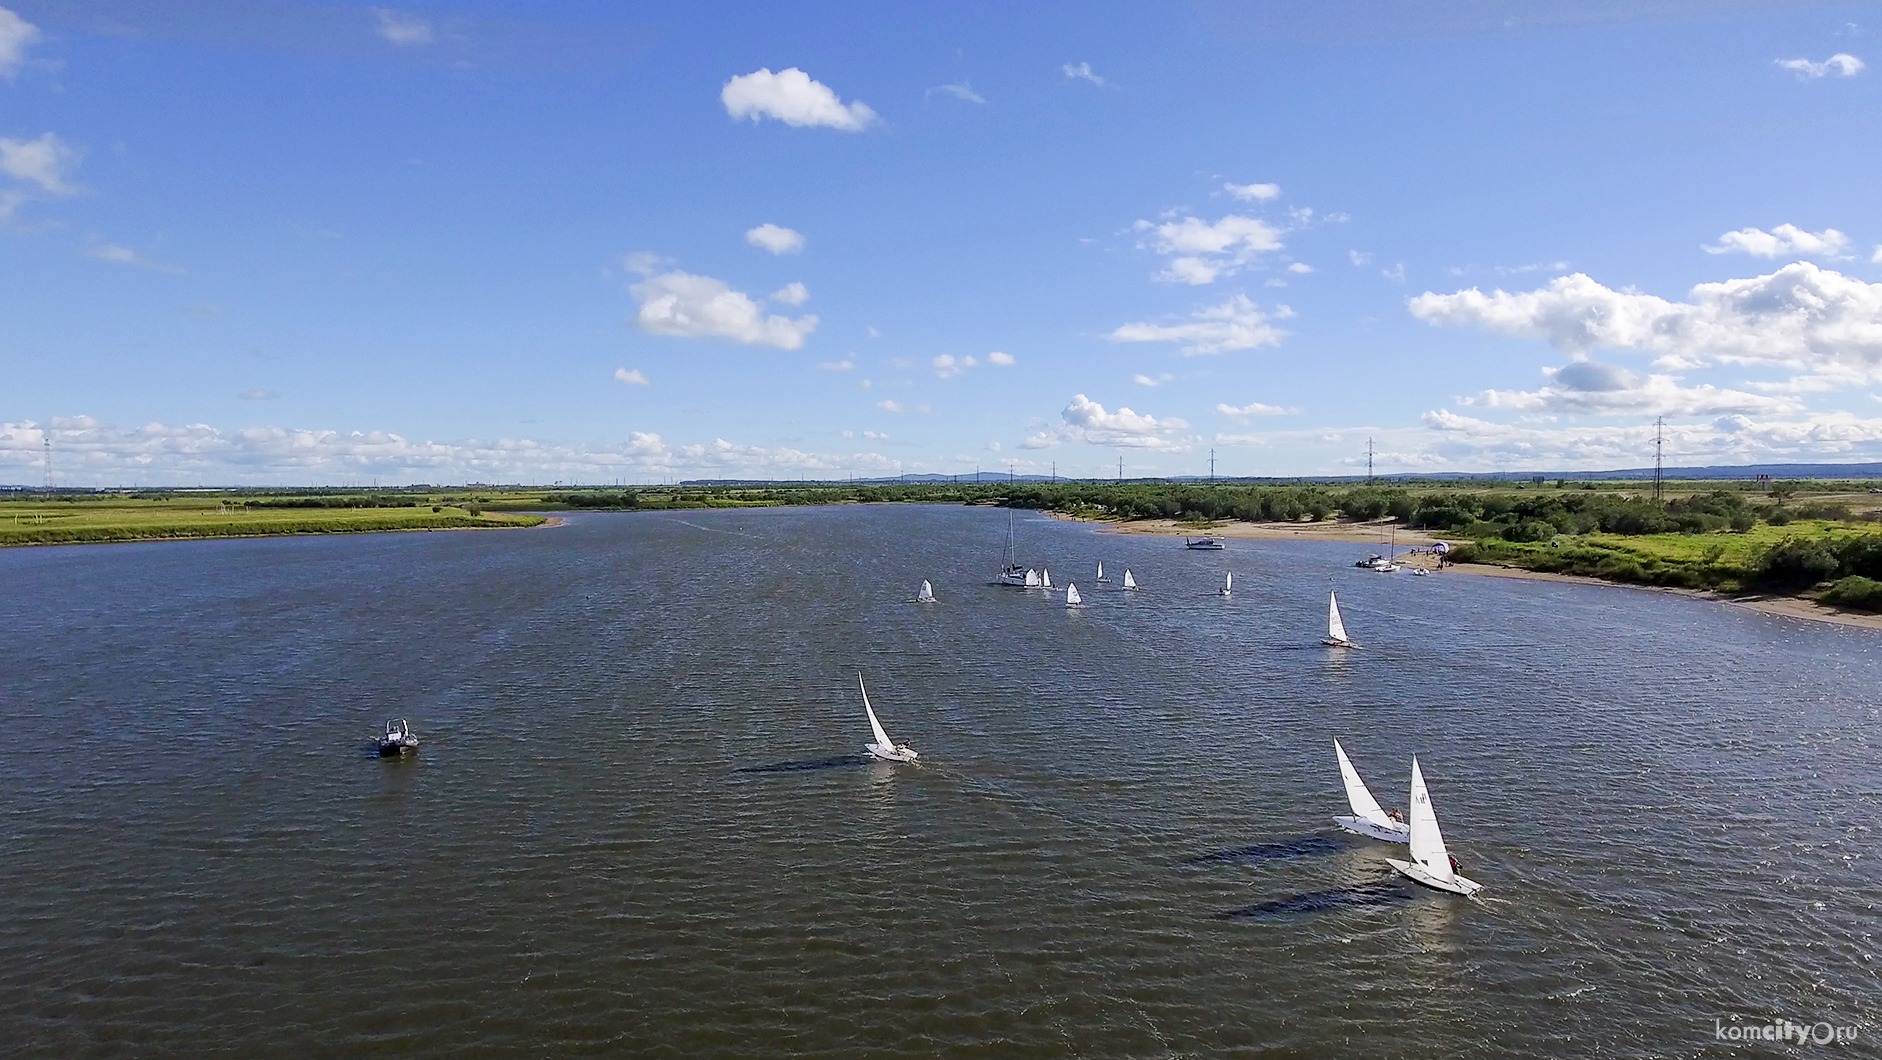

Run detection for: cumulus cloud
[[933, 354, 978, 379], [927, 81, 986, 105], [1407, 262, 1882, 377], [722, 67, 877, 131], [818, 358, 853, 371], [1381, 263, 1406, 284], [1776, 53, 1864, 78], [84, 241, 181, 273], [1704, 223, 1849, 259], [1108, 294, 1287, 356], [1133, 372, 1173, 387], [1136, 213, 1285, 285], [632, 269, 817, 349], [1224, 181, 1281, 203], [373, 8, 434, 45], [1217, 401, 1297, 418], [1061, 61, 1106, 86], [1057, 394, 1189, 450], [1464, 361, 1801, 417], [1349, 250, 1373, 267], [876, 399, 904, 413], [1287, 262, 1313, 274], [613, 368, 649, 386], [0, 5, 40, 78], [986, 351, 1015, 366], [1419, 408, 1882, 468], [237, 389, 278, 402], [745, 223, 804, 254], [0, 132, 78, 195], [770, 281, 809, 306]]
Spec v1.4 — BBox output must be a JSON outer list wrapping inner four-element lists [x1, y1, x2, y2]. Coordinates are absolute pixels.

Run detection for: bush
[[1753, 536, 1839, 589], [1820, 576, 1882, 612], [1501, 519, 1556, 543]]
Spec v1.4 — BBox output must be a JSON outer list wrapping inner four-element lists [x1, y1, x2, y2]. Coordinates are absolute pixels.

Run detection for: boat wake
[[1216, 880, 1415, 920], [1186, 834, 1347, 865], [733, 755, 867, 774]]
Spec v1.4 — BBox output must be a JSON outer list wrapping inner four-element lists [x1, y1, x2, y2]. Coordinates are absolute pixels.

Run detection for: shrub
[[1753, 536, 1839, 589], [1820, 576, 1882, 612], [1501, 519, 1555, 543]]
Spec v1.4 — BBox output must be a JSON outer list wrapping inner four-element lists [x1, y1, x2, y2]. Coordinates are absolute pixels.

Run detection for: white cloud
[[1349, 250, 1373, 267], [1776, 53, 1864, 78], [933, 354, 979, 379], [928, 81, 987, 105], [1382, 263, 1406, 284], [373, 8, 433, 46], [1133, 372, 1173, 387], [1407, 262, 1882, 376], [1419, 408, 1882, 468], [1019, 431, 1057, 450], [722, 67, 877, 131], [770, 281, 809, 306], [745, 223, 805, 255], [1217, 401, 1297, 418], [818, 358, 853, 371], [1137, 213, 1284, 284], [1224, 181, 1281, 202], [863, 430, 888, 441], [1061, 61, 1107, 86], [1287, 262, 1313, 274], [84, 241, 180, 273], [986, 351, 1015, 366], [0, 6, 40, 78], [0, 132, 78, 195], [237, 389, 277, 402], [1108, 294, 1287, 356], [1704, 223, 1849, 259], [876, 399, 904, 413], [1464, 361, 1801, 417], [613, 368, 650, 386], [632, 270, 817, 349], [1874, 245, 1882, 264], [1057, 393, 1189, 450]]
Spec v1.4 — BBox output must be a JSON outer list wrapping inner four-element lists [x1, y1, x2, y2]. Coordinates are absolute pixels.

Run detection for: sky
[[3, 0, 1881, 486]]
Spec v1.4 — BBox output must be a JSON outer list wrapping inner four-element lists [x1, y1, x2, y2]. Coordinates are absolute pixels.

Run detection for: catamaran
[[1323, 591, 1355, 648], [995, 509, 1031, 587], [1122, 569, 1138, 591], [1095, 560, 1109, 583], [859, 673, 918, 763], [1332, 739, 1408, 842], [1218, 571, 1232, 597], [1385, 757, 1482, 896], [917, 579, 935, 603], [1065, 583, 1083, 607]]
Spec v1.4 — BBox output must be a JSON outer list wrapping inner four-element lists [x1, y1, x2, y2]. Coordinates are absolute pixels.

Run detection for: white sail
[[1334, 739, 1389, 824], [1025, 568, 1041, 587], [1220, 571, 1232, 595], [918, 579, 934, 603], [860, 672, 894, 750], [1041, 568, 1052, 589], [1327, 591, 1348, 643], [1065, 583, 1082, 607], [1096, 560, 1105, 580], [1407, 757, 1455, 883], [1123, 569, 1137, 590]]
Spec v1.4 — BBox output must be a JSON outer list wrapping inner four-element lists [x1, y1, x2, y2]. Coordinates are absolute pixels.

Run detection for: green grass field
[[0, 496, 545, 547], [1449, 520, 1880, 592]]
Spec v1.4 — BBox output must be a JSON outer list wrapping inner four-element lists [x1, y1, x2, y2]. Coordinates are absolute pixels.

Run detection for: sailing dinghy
[[1096, 560, 1109, 583], [1040, 568, 1053, 591], [1065, 583, 1083, 607], [1218, 571, 1232, 597], [859, 673, 918, 763], [1323, 591, 1355, 648], [1332, 739, 1408, 842], [917, 579, 935, 604], [1122, 569, 1138, 591], [1385, 757, 1482, 896]]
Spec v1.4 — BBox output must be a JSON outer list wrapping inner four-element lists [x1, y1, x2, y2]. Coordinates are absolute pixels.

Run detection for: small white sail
[[1407, 757, 1456, 883], [1065, 583, 1082, 607], [860, 672, 894, 751], [1096, 560, 1107, 581], [1123, 569, 1137, 590], [1220, 571, 1232, 596], [1041, 568, 1053, 589], [917, 579, 935, 603], [1025, 568, 1041, 588], [1334, 739, 1389, 825], [1327, 591, 1349, 644]]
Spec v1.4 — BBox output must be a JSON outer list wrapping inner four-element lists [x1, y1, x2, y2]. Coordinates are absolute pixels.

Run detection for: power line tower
[[1366, 437, 1375, 485], [1209, 448, 1216, 483], [1653, 416, 1665, 504], [43, 437, 52, 491], [1117, 455, 1124, 483], [1050, 460, 1056, 483]]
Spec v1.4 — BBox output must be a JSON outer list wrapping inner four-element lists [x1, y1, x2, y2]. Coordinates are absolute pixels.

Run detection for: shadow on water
[[1217, 878, 1417, 921], [734, 754, 868, 774], [1186, 833, 1346, 866]]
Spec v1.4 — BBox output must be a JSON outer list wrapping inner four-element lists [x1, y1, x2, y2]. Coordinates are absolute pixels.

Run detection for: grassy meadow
[[0, 493, 545, 547]]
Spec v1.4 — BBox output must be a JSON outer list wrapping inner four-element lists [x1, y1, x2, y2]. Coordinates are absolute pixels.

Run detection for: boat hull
[[865, 745, 918, 763], [1322, 638, 1357, 648], [1334, 815, 1409, 843], [377, 741, 418, 756], [1385, 857, 1481, 896]]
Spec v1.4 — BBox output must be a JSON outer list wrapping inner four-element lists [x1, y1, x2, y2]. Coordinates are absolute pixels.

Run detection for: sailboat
[[1373, 525, 1400, 573], [1065, 583, 1083, 607], [917, 579, 935, 604], [1040, 568, 1053, 591], [1218, 571, 1232, 597], [1332, 739, 1408, 842], [1024, 568, 1042, 588], [859, 673, 918, 763], [1122, 569, 1138, 591], [1323, 591, 1355, 648], [995, 509, 1030, 587], [1385, 757, 1482, 896], [1095, 560, 1109, 583]]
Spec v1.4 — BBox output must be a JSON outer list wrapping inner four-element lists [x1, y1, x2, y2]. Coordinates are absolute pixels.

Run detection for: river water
[[2, 505, 1877, 1057]]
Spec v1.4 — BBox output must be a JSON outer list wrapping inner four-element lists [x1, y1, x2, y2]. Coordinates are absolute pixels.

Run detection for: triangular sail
[[860, 673, 894, 749], [1222, 571, 1232, 594], [1096, 560, 1105, 579], [918, 579, 934, 602], [1066, 583, 1081, 606], [1041, 568, 1052, 589], [1123, 569, 1136, 589], [1334, 739, 1389, 824], [1025, 568, 1041, 587], [1407, 757, 1454, 882], [1328, 591, 1348, 643]]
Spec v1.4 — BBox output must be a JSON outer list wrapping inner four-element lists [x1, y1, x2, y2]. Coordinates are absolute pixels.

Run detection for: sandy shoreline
[[1049, 511, 1882, 632]]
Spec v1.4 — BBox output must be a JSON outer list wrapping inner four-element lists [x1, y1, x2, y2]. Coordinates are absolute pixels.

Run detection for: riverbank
[[1441, 561, 1882, 631], [1054, 513, 1440, 546], [0, 501, 546, 548]]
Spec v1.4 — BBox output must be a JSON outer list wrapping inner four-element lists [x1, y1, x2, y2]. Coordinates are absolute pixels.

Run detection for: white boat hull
[[1385, 857, 1482, 896], [866, 744, 918, 763], [1322, 638, 1357, 649], [1335, 815, 1409, 843]]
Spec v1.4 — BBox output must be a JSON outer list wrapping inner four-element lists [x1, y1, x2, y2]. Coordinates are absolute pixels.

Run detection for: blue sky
[[3, 0, 1880, 485]]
